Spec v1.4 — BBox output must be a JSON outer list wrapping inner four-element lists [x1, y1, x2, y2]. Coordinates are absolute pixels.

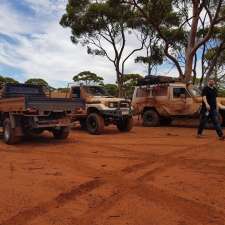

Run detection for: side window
[[173, 88, 189, 98], [152, 86, 168, 96], [136, 88, 149, 97]]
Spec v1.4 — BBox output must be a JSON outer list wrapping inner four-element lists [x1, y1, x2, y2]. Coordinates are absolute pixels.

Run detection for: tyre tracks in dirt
[[2, 139, 225, 225]]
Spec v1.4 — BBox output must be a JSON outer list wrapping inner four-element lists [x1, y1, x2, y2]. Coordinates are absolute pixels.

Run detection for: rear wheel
[[143, 109, 160, 127], [86, 113, 104, 135], [117, 117, 133, 132], [3, 119, 21, 144], [52, 127, 70, 139]]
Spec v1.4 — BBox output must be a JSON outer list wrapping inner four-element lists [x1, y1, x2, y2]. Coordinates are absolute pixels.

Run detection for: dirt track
[[0, 125, 225, 225]]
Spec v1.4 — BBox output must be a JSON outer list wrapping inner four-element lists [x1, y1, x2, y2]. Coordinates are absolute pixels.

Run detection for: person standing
[[197, 79, 225, 140]]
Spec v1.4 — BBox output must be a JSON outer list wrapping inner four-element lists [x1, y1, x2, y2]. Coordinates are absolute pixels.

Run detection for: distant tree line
[[0, 72, 144, 98]]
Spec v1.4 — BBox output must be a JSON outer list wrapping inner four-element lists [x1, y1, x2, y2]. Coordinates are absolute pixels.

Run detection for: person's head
[[208, 79, 215, 87]]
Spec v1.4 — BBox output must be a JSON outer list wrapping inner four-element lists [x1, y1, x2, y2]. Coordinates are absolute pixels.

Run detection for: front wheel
[[86, 113, 104, 135], [3, 118, 21, 144], [52, 127, 70, 139], [117, 117, 133, 132], [142, 109, 160, 127]]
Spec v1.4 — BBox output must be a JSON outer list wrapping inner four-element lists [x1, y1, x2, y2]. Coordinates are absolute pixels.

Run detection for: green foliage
[[122, 74, 143, 98], [135, 44, 164, 72], [25, 78, 49, 87], [61, 0, 143, 97], [60, 0, 133, 45], [103, 84, 118, 96], [73, 71, 104, 85], [0, 75, 19, 87]]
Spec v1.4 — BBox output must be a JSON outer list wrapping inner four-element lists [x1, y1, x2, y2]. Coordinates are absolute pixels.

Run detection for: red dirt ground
[[0, 125, 225, 225]]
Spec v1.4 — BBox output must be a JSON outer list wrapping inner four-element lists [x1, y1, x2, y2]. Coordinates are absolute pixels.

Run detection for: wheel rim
[[146, 113, 154, 122], [4, 124, 10, 141], [89, 117, 97, 130]]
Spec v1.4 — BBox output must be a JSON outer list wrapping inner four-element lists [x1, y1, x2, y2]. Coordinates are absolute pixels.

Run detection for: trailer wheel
[[143, 109, 160, 127], [3, 119, 21, 144], [52, 127, 70, 139], [117, 117, 133, 132], [86, 113, 104, 135]]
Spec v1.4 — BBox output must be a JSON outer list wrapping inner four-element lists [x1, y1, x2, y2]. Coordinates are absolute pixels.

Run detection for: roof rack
[[137, 75, 180, 86]]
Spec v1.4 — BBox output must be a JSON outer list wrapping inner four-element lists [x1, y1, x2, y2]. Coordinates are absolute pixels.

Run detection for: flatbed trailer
[[0, 83, 84, 144]]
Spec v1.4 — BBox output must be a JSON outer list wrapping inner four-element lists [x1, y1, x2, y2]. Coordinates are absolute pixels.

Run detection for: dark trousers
[[198, 109, 224, 137]]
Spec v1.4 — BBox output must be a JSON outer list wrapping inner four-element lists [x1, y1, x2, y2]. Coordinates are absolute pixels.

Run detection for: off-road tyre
[[52, 127, 70, 139], [117, 117, 133, 132], [86, 113, 104, 135], [3, 118, 21, 144], [143, 109, 160, 127]]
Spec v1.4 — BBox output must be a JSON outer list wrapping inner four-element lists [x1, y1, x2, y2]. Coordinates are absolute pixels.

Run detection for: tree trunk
[[117, 72, 123, 98], [184, 51, 195, 83], [184, 0, 200, 83]]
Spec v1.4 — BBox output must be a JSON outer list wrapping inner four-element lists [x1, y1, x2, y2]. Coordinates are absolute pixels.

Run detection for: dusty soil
[[0, 125, 225, 225]]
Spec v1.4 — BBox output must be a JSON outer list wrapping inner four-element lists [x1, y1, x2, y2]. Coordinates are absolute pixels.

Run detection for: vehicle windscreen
[[85, 86, 109, 96], [188, 86, 201, 97]]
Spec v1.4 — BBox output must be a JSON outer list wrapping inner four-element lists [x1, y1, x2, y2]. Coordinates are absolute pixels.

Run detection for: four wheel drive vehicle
[[68, 85, 133, 134], [0, 83, 84, 144], [132, 77, 225, 127]]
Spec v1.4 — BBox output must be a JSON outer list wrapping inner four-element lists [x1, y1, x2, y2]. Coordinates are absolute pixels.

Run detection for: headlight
[[105, 102, 118, 108], [109, 102, 115, 108]]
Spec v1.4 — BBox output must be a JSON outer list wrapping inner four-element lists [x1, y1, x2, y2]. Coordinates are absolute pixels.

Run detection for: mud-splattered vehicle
[[132, 76, 225, 127], [0, 83, 84, 144], [68, 85, 133, 134]]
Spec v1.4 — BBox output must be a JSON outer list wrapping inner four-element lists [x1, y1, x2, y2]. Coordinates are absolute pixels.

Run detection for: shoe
[[197, 134, 204, 138], [219, 136, 225, 141]]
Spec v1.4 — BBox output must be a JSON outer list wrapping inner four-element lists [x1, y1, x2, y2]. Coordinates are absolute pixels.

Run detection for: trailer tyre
[[143, 109, 160, 127], [86, 113, 104, 135], [3, 119, 21, 144], [117, 117, 133, 132], [52, 127, 70, 139]]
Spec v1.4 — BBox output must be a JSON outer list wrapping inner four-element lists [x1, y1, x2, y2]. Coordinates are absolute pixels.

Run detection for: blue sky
[[0, 0, 180, 87]]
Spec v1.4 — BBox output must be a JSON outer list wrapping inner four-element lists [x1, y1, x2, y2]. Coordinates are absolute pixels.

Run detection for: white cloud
[[0, 0, 171, 87]]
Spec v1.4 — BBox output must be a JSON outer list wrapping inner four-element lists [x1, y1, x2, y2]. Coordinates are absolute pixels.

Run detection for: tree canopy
[[0, 75, 19, 87], [60, 0, 225, 94], [25, 78, 49, 87], [123, 73, 143, 98], [60, 0, 147, 96], [73, 71, 104, 85], [120, 0, 225, 83]]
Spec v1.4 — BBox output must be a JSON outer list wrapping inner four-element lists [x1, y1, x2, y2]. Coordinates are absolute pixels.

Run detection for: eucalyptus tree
[[120, 0, 225, 83], [73, 71, 104, 85], [60, 0, 147, 96]]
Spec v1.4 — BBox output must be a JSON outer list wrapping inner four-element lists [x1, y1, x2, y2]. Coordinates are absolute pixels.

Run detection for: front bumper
[[101, 108, 132, 118]]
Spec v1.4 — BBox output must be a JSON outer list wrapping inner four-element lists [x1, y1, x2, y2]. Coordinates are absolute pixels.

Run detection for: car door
[[166, 87, 190, 116]]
